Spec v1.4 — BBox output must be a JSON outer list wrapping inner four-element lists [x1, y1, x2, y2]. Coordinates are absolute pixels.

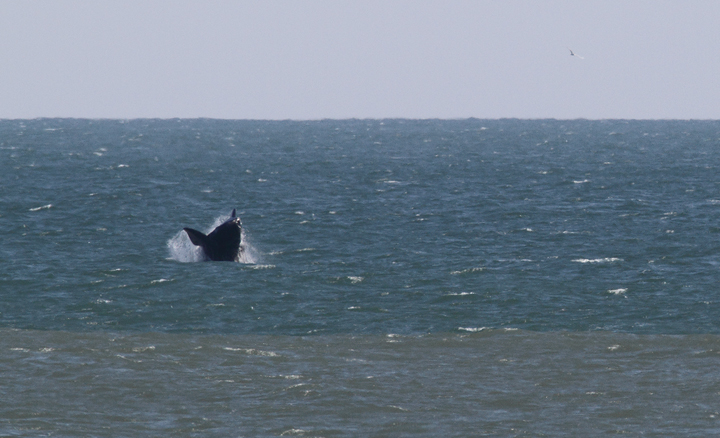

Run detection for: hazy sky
[[1, 0, 719, 119]]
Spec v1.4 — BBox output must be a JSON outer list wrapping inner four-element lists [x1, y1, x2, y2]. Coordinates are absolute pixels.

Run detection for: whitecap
[[150, 278, 171, 284], [222, 347, 278, 357], [607, 288, 627, 295], [280, 428, 307, 436], [450, 267, 484, 275], [247, 264, 275, 269], [29, 204, 52, 211], [572, 258, 623, 263], [458, 327, 488, 332]]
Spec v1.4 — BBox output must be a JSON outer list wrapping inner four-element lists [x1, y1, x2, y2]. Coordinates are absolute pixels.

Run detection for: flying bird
[[567, 48, 584, 59]]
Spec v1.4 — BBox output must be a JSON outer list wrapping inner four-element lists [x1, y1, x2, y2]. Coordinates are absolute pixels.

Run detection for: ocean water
[[2, 118, 720, 436]]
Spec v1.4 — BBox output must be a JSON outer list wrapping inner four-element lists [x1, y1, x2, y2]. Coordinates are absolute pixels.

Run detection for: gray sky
[[1, 0, 719, 119]]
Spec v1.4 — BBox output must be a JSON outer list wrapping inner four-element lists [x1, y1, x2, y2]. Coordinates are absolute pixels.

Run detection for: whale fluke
[[183, 209, 242, 261]]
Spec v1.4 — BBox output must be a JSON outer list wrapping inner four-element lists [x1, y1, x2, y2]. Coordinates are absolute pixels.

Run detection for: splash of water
[[167, 213, 259, 264], [167, 230, 206, 262]]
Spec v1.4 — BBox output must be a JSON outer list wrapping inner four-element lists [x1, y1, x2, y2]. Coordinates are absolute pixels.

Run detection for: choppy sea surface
[[2, 118, 720, 436]]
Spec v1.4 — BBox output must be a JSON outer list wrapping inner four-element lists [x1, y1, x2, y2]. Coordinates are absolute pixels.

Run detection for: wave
[[572, 257, 623, 264]]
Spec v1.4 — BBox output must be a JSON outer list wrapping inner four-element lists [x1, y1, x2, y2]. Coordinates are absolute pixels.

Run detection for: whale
[[183, 209, 243, 261]]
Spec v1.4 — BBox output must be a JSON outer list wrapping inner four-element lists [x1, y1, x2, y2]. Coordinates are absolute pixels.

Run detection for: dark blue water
[[2, 118, 720, 335], [4, 119, 720, 437]]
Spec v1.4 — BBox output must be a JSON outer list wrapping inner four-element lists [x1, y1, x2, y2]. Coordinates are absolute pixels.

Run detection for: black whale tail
[[183, 209, 235, 247], [183, 227, 208, 247]]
